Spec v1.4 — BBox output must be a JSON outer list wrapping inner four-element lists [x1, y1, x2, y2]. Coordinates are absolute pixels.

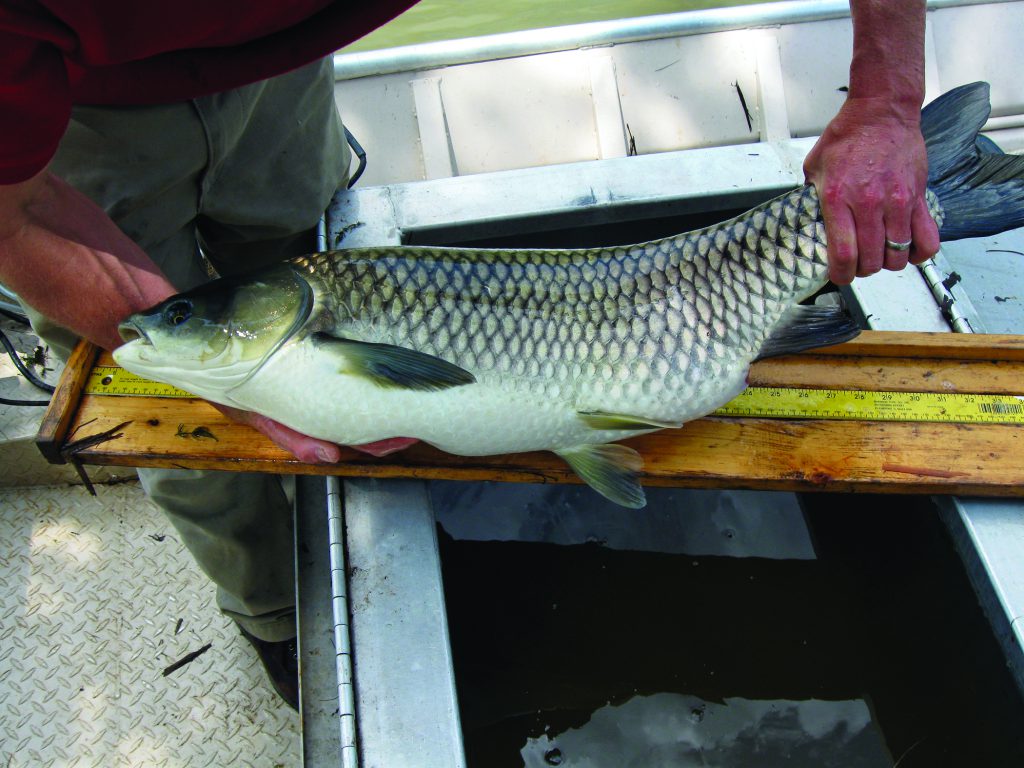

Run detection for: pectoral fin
[[555, 443, 646, 509], [578, 411, 680, 431], [314, 333, 476, 391]]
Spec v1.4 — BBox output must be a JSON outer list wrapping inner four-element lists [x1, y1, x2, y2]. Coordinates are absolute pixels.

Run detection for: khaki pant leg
[[31, 58, 347, 642], [195, 56, 349, 273], [21, 98, 210, 358], [137, 469, 298, 641]]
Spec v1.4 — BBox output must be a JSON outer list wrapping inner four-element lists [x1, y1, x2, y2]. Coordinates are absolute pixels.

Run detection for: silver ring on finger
[[885, 238, 912, 252]]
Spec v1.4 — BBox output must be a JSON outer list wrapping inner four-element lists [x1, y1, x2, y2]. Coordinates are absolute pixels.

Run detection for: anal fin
[[578, 411, 680, 431], [555, 443, 646, 509]]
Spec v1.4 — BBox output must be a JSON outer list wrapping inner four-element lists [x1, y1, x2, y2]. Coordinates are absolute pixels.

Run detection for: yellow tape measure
[[86, 365, 196, 398], [715, 387, 1024, 424], [85, 365, 1024, 425]]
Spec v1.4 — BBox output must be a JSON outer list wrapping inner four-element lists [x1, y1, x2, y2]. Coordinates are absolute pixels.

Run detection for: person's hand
[[0, 170, 178, 350], [213, 402, 418, 463], [803, 96, 940, 285]]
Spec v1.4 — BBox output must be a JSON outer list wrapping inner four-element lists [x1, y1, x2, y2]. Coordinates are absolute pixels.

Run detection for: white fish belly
[[224, 341, 651, 455]]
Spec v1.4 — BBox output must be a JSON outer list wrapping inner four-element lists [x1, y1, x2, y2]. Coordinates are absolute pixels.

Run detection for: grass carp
[[115, 83, 1024, 507]]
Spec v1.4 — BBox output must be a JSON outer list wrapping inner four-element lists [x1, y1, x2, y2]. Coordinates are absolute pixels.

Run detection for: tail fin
[[923, 81, 1024, 240]]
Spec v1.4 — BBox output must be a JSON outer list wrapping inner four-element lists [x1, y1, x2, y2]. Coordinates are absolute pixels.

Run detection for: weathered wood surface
[[36, 331, 1024, 496], [35, 340, 100, 464]]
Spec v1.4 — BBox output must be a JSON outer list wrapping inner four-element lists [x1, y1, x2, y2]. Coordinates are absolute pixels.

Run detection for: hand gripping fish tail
[[114, 82, 1024, 509]]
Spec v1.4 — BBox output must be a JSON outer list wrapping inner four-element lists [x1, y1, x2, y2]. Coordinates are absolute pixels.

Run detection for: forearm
[[848, 0, 926, 113], [0, 170, 176, 350], [802, 0, 937, 284]]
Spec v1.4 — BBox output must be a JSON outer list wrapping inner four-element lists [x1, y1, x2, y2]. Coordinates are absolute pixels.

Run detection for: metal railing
[[334, 0, 1013, 81]]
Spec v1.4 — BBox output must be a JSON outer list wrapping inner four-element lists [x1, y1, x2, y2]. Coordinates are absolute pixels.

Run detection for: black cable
[[0, 327, 55, 394], [0, 395, 49, 406], [344, 126, 368, 188], [1, 289, 56, 405], [0, 306, 29, 325]]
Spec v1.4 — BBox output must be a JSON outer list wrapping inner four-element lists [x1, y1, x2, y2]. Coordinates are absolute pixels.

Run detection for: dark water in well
[[438, 494, 1024, 767]]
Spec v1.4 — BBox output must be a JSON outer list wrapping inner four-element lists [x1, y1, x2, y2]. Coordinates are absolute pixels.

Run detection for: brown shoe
[[239, 627, 299, 710]]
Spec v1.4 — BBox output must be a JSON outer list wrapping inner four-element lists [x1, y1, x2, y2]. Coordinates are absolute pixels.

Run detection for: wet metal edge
[[937, 497, 1024, 695]]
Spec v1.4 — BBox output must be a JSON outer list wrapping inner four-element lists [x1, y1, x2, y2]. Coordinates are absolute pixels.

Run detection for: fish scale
[[115, 83, 1024, 507], [290, 184, 827, 421]]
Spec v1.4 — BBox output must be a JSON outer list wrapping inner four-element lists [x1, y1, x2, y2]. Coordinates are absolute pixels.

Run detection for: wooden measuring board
[[36, 331, 1024, 496]]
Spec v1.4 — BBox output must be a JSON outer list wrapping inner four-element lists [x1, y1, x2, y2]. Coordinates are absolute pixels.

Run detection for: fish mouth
[[117, 320, 151, 345]]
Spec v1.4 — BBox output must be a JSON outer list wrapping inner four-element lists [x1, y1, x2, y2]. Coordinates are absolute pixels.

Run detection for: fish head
[[113, 265, 312, 399]]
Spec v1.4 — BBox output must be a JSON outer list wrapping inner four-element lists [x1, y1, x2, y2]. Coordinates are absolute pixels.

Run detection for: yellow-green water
[[343, 0, 787, 53]]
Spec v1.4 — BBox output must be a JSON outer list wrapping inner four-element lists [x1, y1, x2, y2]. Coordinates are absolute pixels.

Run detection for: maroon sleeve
[[0, 0, 421, 183], [0, 30, 70, 184]]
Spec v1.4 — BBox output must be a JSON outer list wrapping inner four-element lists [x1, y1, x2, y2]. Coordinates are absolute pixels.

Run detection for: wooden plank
[[38, 332, 1024, 496], [813, 330, 1024, 361], [35, 340, 99, 464], [753, 331, 1024, 394], [45, 396, 1024, 496], [749, 355, 1024, 395]]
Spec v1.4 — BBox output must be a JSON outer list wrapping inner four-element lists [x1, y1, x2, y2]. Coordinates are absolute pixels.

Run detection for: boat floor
[[0, 482, 300, 767]]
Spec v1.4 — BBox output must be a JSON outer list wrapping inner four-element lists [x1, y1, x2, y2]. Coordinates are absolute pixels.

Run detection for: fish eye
[[164, 300, 193, 327]]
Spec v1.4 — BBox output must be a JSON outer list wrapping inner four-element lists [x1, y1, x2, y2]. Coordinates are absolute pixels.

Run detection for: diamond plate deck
[[0, 482, 300, 767]]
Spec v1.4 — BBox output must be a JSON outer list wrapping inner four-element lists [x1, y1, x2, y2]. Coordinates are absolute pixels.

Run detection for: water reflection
[[521, 695, 888, 767], [441, 495, 1024, 766], [431, 481, 816, 559]]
